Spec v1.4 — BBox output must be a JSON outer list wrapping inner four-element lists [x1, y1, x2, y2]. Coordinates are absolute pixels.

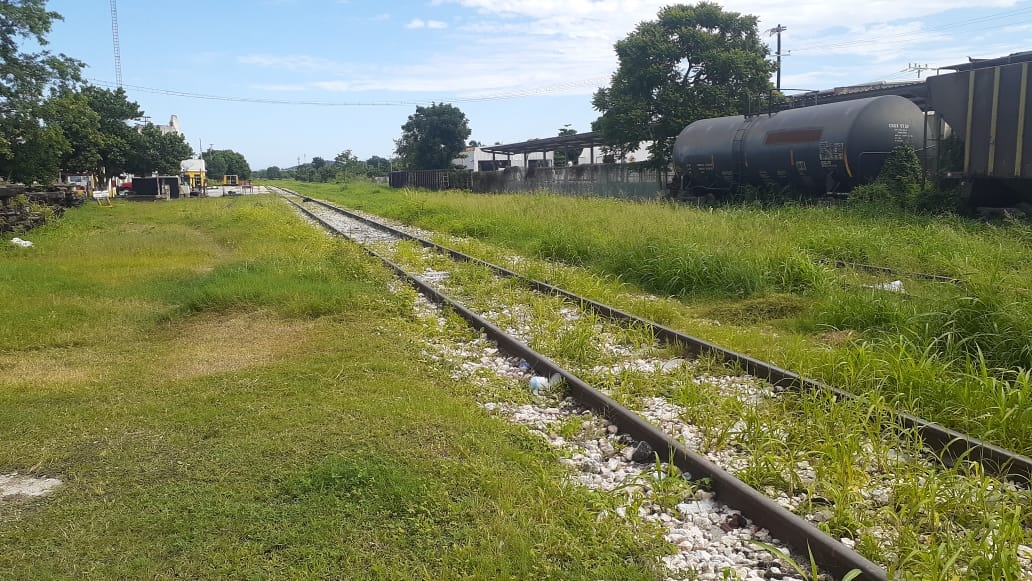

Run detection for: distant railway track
[[821, 259, 966, 286], [272, 186, 1031, 580]]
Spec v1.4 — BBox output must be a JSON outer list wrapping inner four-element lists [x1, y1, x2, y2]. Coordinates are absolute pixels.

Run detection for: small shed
[[131, 176, 183, 199]]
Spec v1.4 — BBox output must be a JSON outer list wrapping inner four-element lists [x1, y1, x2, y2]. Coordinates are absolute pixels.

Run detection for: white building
[[453, 138, 655, 172], [157, 115, 181, 136], [180, 158, 206, 173]]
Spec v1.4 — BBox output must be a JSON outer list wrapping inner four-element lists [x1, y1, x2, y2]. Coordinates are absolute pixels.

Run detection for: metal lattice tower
[[110, 0, 122, 87]]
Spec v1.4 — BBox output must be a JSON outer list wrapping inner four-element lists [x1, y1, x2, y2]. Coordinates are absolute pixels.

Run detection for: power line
[[86, 75, 610, 108]]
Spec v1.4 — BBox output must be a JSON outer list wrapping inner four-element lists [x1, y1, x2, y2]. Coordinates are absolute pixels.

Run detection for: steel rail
[[284, 189, 1032, 484], [278, 191, 887, 581]]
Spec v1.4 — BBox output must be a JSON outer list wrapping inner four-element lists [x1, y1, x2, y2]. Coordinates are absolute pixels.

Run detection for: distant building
[[452, 139, 652, 171], [180, 158, 206, 193], [156, 115, 181, 136], [453, 146, 552, 171]]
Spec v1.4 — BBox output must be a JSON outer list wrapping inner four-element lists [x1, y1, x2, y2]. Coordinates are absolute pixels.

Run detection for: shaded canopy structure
[[480, 131, 610, 164]]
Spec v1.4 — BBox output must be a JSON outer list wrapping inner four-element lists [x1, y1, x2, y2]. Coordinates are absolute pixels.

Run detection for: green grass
[[281, 180, 1032, 456], [333, 199, 1031, 580], [0, 196, 669, 579]]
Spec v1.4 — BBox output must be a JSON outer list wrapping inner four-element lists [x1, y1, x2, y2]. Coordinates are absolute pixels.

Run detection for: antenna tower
[[110, 0, 123, 87]]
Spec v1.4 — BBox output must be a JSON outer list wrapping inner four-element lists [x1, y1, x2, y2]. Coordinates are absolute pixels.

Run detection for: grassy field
[[0, 197, 669, 579], [282, 180, 1032, 457]]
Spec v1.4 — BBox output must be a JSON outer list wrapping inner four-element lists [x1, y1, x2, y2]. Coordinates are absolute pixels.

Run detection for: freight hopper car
[[927, 52, 1032, 210], [670, 95, 925, 199]]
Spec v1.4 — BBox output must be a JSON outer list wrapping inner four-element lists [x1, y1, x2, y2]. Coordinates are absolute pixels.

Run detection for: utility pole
[[903, 63, 932, 78], [767, 24, 788, 91]]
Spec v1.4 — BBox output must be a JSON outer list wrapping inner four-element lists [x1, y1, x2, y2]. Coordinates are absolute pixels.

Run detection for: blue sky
[[40, 0, 1032, 170]]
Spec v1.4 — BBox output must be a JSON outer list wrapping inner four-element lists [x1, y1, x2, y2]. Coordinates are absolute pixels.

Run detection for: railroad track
[[271, 187, 1030, 580], [820, 259, 966, 286]]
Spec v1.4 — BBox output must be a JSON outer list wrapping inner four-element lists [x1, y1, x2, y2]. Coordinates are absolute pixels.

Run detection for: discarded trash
[[529, 376, 549, 395], [517, 359, 532, 371], [528, 373, 563, 395], [868, 279, 904, 293], [10, 237, 33, 248]]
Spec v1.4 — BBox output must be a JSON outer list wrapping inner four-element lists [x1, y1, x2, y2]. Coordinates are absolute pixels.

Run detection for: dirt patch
[[161, 311, 316, 381], [703, 294, 809, 325], [0, 473, 62, 499], [0, 312, 315, 389], [815, 329, 857, 347], [0, 350, 93, 387]]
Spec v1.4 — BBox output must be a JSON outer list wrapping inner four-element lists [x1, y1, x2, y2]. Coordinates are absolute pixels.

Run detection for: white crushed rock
[[0, 472, 62, 499]]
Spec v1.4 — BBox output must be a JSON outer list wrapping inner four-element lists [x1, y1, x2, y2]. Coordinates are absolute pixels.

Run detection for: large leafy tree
[[46, 87, 102, 174], [0, 0, 83, 182], [394, 103, 471, 170], [201, 148, 251, 180], [82, 86, 144, 180], [591, 2, 775, 168]]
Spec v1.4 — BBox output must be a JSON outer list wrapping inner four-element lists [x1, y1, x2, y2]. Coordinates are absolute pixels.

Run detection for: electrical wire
[[86, 75, 609, 107]]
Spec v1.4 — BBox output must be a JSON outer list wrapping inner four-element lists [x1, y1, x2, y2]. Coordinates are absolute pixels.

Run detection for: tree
[[365, 155, 391, 177], [394, 102, 471, 170], [0, 1, 83, 182], [128, 124, 193, 176], [553, 125, 582, 167], [333, 149, 366, 181], [81, 86, 144, 180], [591, 3, 775, 168], [201, 149, 251, 180], [46, 87, 102, 175], [265, 166, 282, 179]]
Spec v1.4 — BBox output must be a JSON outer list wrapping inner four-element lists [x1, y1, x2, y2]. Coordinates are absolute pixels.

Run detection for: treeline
[[254, 150, 393, 182], [1, 2, 197, 185]]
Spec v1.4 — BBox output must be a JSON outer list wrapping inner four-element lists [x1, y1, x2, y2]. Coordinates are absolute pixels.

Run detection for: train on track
[[668, 50, 1032, 212]]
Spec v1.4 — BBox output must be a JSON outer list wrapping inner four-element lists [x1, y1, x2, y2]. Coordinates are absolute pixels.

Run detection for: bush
[[850, 145, 960, 213]]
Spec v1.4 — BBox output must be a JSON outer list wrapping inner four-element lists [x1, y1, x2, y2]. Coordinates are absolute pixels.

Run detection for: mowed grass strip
[[0, 197, 668, 580]]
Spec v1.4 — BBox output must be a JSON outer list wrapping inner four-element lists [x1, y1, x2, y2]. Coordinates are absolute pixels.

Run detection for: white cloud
[[240, 1, 1032, 99], [406, 18, 448, 29]]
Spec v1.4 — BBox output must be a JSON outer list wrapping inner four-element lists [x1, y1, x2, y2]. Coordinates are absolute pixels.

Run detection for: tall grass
[[0, 195, 673, 579], [288, 181, 1032, 455]]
